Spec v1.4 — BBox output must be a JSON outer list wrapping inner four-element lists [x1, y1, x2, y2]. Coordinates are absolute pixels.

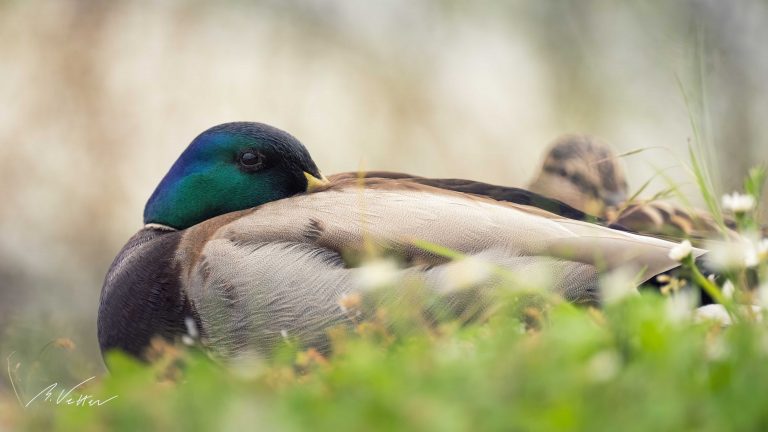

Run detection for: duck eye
[[238, 151, 264, 170]]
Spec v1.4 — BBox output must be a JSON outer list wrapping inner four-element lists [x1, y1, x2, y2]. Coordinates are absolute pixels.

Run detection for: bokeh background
[[1, 0, 767, 384]]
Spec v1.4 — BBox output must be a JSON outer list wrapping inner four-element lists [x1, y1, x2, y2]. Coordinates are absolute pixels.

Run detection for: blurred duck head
[[529, 134, 628, 216]]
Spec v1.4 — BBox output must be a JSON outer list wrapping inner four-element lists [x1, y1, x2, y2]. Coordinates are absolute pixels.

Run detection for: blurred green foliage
[[4, 291, 768, 432]]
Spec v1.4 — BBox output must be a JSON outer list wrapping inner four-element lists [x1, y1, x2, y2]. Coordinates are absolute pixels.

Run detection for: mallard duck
[[529, 134, 628, 217], [529, 134, 732, 239], [99, 122, 704, 360]]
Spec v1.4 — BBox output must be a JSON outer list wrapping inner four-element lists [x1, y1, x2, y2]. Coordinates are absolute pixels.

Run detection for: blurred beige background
[[0, 0, 766, 375]]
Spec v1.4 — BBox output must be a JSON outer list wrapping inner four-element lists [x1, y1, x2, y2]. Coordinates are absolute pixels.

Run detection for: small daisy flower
[[721, 280, 735, 300], [665, 291, 696, 323], [722, 192, 756, 213], [758, 238, 768, 262], [586, 350, 620, 382], [743, 237, 767, 268], [355, 259, 399, 289], [668, 240, 693, 262], [601, 268, 639, 304], [440, 256, 493, 291], [705, 236, 765, 269], [758, 283, 768, 309], [705, 336, 730, 361], [695, 304, 732, 326], [745, 248, 760, 268]]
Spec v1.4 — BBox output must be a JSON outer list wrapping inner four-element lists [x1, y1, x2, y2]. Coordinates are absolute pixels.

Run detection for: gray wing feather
[[187, 240, 353, 359], [187, 241, 599, 360]]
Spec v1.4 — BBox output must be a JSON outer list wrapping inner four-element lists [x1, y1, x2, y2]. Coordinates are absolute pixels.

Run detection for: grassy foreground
[[3, 290, 767, 432]]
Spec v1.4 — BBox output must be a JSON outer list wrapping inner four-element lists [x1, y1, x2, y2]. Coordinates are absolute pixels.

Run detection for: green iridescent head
[[143, 122, 326, 229]]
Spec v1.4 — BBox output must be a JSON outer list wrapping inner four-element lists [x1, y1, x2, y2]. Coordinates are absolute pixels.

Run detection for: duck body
[[100, 178, 696, 360], [98, 122, 703, 361]]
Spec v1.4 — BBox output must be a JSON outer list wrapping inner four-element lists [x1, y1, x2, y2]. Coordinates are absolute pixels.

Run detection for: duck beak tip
[[304, 172, 330, 192]]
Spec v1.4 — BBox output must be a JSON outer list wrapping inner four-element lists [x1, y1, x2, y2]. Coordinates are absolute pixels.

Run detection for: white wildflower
[[695, 304, 762, 326], [759, 283, 768, 309], [744, 237, 767, 268], [440, 256, 493, 291], [668, 240, 693, 262], [758, 239, 768, 262], [586, 350, 620, 383], [511, 260, 552, 292], [745, 248, 760, 268], [355, 259, 399, 289], [705, 336, 729, 361], [665, 291, 696, 323], [722, 192, 756, 213], [704, 241, 742, 269], [705, 236, 767, 269], [721, 280, 735, 300], [280, 329, 288, 339], [695, 304, 732, 326], [600, 268, 639, 304]]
